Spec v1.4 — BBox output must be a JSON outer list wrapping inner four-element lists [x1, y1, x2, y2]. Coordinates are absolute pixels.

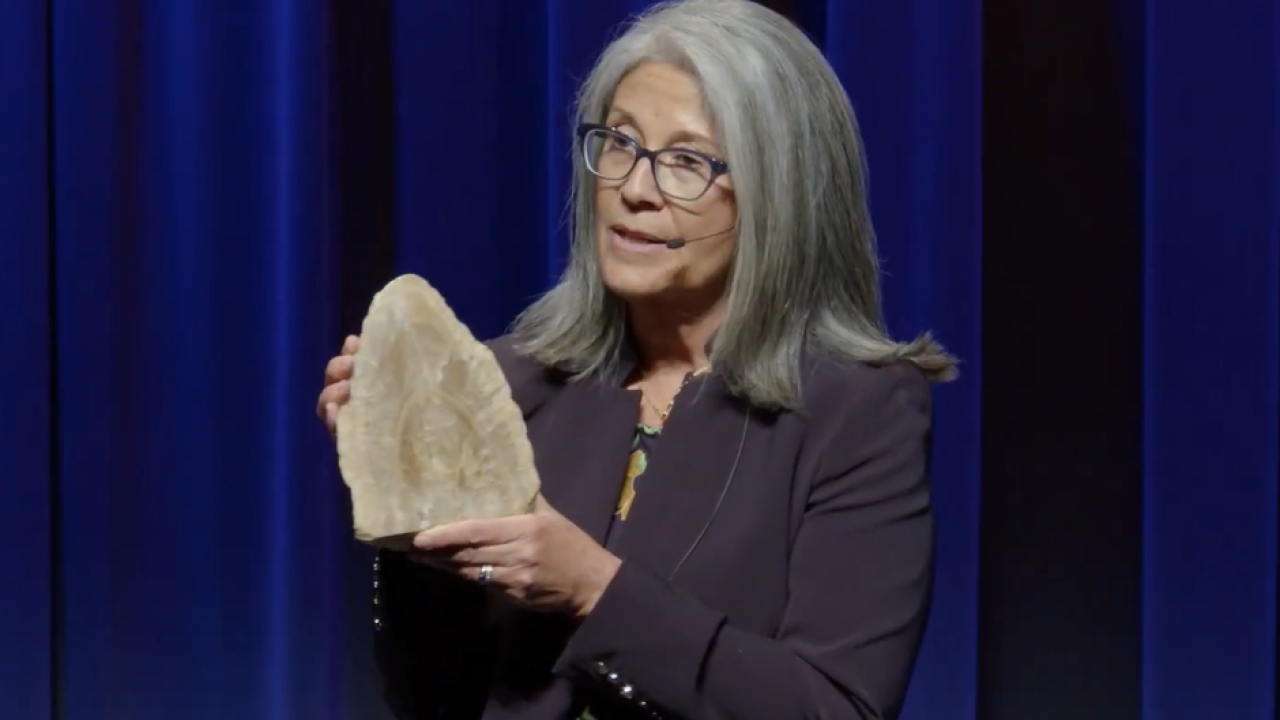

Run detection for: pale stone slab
[[336, 273, 540, 551]]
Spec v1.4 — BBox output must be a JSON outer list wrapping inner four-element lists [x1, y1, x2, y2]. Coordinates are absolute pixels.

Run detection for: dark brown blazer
[[372, 334, 936, 720]]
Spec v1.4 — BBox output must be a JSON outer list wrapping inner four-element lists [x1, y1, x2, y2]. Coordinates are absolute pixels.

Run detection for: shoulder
[[483, 333, 538, 378], [795, 353, 934, 475], [800, 353, 932, 425], [483, 333, 559, 416]]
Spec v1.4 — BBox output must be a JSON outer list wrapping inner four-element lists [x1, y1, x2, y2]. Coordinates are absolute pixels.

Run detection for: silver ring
[[478, 564, 494, 586]]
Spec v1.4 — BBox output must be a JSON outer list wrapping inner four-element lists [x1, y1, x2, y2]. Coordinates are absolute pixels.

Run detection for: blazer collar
[[531, 362, 753, 584]]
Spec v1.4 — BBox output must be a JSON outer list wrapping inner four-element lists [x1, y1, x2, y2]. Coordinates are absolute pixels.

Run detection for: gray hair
[[510, 0, 957, 411]]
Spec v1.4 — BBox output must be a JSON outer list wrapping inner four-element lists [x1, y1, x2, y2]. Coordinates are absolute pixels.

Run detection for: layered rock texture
[[336, 274, 540, 550]]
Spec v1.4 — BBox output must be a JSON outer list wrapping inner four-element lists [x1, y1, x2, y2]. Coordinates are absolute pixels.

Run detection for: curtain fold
[[45, 0, 347, 717], [1139, 1, 1279, 718], [802, 1, 985, 718], [388, 0, 655, 339], [0, 2, 53, 719]]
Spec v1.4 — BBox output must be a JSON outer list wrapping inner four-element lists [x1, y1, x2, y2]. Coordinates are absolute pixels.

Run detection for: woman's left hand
[[410, 495, 621, 618]]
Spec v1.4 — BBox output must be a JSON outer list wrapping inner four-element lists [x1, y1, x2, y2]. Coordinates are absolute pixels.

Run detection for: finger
[[315, 380, 350, 421], [452, 557, 527, 591], [454, 563, 508, 586], [446, 541, 523, 568], [413, 516, 529, 551], [324, 354, 355, 384], [324, 402, 339, 433], [532, 494, 554, 515], [321, 379, 350, 406], [342, 334, 361, 356], [407, 550, 459, 571], [408, 546, 519, 585]]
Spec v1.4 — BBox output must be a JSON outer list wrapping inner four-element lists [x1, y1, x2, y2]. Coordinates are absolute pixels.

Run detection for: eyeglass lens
[[582, 129, 714, 200]]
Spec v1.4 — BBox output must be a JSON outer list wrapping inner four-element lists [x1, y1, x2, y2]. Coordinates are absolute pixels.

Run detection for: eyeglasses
[[576, 123, 730, 202]]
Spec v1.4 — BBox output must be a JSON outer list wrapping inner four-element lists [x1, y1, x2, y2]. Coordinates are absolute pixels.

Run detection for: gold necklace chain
[[644, 366, 711, 424]]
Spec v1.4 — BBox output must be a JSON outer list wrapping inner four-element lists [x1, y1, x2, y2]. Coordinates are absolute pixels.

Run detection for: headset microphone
[[663, 225, 736, 250]]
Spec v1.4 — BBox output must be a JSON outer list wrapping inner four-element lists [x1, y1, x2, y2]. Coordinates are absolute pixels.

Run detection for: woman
[[318, 0, 956, 718]]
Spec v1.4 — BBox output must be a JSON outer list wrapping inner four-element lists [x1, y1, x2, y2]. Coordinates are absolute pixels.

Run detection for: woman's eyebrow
[[606, 107, 718, 150]]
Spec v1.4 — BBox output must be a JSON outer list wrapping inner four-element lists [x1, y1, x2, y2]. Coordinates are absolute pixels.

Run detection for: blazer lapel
[[526, 378, 639, 545], [618, 374, 753, 582]]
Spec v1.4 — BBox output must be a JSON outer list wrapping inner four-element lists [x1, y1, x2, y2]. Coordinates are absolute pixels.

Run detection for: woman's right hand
[[317, 334, 361, 437]]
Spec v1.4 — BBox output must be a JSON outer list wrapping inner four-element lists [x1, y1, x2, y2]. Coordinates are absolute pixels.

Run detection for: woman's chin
[[604, 278, 668, 303], [600, 262, 671, 299]]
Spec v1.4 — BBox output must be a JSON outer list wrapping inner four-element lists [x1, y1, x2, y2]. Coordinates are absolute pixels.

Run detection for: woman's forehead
[[607, 63, 718, 147]]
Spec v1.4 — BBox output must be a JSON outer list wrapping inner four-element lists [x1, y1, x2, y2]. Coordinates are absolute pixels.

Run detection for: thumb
[[532, 493, 555, 515]]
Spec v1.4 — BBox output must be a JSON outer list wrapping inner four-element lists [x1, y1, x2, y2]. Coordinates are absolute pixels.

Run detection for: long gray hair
[[510, 0, 957, 411]]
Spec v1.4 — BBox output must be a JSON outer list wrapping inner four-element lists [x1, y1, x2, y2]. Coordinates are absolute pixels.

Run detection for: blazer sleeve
[[552, 362, 936, 720], [373, 549, 496, 720]]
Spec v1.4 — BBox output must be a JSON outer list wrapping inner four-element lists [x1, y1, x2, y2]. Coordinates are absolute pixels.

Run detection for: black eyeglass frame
[[575, 122, 730, 201]]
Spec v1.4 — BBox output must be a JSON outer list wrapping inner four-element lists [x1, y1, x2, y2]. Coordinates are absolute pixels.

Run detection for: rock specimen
[[336, 273, 540, 550]]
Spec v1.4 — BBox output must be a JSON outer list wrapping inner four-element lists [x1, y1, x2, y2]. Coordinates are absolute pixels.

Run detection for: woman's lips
[[610, 227, 669, 254], [609, 229, 670, 254]]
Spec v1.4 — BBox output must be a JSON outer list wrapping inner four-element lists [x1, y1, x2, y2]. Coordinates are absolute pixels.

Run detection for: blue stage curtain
[[0, 2, 53, 719], [794, 2, 984, 718], [387, 0, 661, 337], [1139, 1, 1279, 718], [37, 0, 348, 717], [1, 1, 1276, 719]]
